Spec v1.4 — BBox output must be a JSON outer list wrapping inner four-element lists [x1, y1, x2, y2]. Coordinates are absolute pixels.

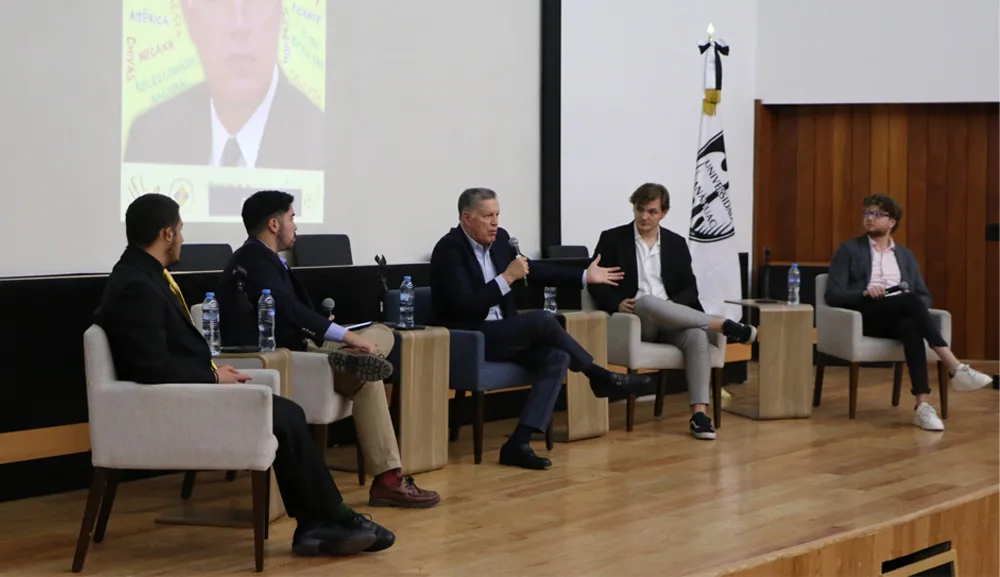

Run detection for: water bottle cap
[[403, 276, 411, 281], [206, 292, 214, 297], [791, 263, 798, 268], [262, 289, 271, 294]]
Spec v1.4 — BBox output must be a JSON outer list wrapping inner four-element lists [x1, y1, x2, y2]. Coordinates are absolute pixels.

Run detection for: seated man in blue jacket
[[430, 187, 651, 470], [217, 190, 440, 508], [826, 194, 991, 431]]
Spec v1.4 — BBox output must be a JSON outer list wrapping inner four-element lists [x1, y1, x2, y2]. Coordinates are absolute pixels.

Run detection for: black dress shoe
[[328, 350, 394, 382], [341, 510, 396, 552], [722, 320, 757, 344], [291, 520, 377, 557], [499, 442, 552, 470], [589, 371, 652, 400]]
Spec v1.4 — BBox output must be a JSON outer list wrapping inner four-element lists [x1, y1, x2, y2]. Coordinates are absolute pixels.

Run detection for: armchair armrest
[[607, 312, 642, 367], [816, 304, 863, 361], [447, 329, 486, 388], [89, 382, 277, 472], [929, 309, 952, 346], [240, 369, 281, 395]]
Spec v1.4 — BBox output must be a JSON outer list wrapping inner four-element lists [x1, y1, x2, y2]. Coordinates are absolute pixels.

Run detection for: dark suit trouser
[[478, 311, 591, 431], [272, 395, 343, 523], [846, 293, 948, 396]]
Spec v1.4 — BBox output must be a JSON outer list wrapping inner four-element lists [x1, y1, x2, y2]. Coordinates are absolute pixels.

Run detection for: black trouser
[[272, 395, 343, 523], [847, 292, 948, 395], [478, 311, 592, 431]]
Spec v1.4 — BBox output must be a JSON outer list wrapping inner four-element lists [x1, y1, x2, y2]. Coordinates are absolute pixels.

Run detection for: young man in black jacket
[[96, 193, 395, 557]]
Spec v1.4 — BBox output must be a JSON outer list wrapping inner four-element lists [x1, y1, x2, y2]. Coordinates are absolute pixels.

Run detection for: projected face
[[633, 200, 666, 237], [462, 198, 500, 246], [274, 208, 297, 252], [183, 0, 282, 108]]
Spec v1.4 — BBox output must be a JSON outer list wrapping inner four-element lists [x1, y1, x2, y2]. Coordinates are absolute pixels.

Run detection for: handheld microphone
[[884, 281, 909, 295], [322, 297, 336, 316], [509, 237, 528, 286]]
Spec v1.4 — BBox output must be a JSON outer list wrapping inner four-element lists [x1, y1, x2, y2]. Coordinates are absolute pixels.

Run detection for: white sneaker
[[913, 403, 944, 431], [950, 364, 992, 392]]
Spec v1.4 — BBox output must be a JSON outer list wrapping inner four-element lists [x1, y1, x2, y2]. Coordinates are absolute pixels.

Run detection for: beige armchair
[[581, 291, 727, 430], [813, 274, 951, 418], [74, 325, 279, 573], [188, 304, 361, 486]]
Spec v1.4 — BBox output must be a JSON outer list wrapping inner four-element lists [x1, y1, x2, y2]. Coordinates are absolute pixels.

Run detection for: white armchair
[[813, 274, 951, 418], [74, 325, 278, 573], [189, 304, 360, 485], [581, 291, 727, 430]]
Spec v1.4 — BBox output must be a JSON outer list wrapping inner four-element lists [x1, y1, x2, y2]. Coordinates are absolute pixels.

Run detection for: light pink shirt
[[867, 236, 902, 292]]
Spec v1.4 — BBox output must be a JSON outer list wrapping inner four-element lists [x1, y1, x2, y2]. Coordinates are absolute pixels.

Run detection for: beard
[[166, 239, 182, 267]]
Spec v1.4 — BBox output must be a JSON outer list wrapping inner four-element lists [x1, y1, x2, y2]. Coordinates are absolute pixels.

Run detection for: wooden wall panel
[[753, 102, 1000, 360]]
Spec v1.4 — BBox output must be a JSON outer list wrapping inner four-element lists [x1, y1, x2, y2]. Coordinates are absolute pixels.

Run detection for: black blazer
[[94, 246, 215, 384], [217, 238, 331, 351], [587, 222, 703, 315], [430, 226, 583, 330], [124, 72, 324, 171], [826, 235, 933, 308]]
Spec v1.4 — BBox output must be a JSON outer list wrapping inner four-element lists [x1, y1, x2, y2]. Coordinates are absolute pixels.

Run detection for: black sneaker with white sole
[[690, 412, 717, 440], [328, 350, 394, 382], [722, 320, 757, 344]]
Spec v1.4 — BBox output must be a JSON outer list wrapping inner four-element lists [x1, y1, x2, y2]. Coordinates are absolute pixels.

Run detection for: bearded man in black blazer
[[589, 183, 757, 441], [95, 193, 393, 557], [430, 187, 651, 470]]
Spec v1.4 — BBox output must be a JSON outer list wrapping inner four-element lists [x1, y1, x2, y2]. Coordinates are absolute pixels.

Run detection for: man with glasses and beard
[[826, 194, 992, 431]]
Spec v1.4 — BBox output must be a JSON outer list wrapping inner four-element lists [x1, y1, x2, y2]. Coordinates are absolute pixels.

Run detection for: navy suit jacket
[[430, 226, 583, 330], [217, 238, 331, 351], [587, 222, 703, 315], [825, 235, 933, 308]]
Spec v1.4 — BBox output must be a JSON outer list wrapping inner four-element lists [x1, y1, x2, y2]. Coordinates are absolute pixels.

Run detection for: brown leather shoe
[[368, 473, 441, 509]]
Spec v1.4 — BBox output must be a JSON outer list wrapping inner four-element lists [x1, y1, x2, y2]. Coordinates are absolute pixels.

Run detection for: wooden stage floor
[[0, 364, 997, 576]]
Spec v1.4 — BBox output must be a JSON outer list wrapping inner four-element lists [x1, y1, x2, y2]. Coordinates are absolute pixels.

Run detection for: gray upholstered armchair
[[385, 287, 554, 464], [74, 325, 279, 573], [581, 290, 727, 430], [813, 274, 951, 418]]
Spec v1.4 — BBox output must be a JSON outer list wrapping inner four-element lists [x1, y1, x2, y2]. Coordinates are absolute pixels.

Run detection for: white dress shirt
[[210, 65, 279, 168], [634, 223, 668, 300]]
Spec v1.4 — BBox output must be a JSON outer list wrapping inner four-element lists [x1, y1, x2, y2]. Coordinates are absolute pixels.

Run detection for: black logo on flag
[[690, 131, 735, 243]]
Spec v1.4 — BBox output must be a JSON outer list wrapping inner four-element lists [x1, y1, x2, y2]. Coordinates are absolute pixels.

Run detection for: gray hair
[[457, 187, 497, 215]]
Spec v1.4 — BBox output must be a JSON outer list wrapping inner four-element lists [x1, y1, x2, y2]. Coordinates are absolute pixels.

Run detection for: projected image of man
[[124, 0, 324, 171]]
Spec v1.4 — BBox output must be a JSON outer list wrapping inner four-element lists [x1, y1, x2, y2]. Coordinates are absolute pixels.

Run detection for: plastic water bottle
[[258, 289, 276, 351], [787, 264, 801, 305], [399, 276, 415, 328], [201, 292, 221, 355], [543, 287, 558, 313]]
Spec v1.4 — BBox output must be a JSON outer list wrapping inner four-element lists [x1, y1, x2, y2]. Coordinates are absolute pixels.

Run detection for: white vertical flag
[[689, 34, 741, 321]]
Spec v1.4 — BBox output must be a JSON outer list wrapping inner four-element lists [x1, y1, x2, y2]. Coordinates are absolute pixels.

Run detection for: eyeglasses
[[862, 209, 889, 219]]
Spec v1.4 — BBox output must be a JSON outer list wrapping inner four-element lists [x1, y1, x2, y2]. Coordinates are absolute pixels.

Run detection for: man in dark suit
[[826, 194, 991, 431], [589, 183, 757, 440], [217, 190, 441, 508], [96, 193, 394, 557], [124, 0, 323, 171], [430, 188, 651, 470]]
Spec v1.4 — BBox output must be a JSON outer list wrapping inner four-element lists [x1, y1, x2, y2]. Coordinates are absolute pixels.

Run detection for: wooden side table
[[391, 327, 450, 474], [156, 349, 292, 528], [557, 311, 609, 441], [723, 300, 814, 420]]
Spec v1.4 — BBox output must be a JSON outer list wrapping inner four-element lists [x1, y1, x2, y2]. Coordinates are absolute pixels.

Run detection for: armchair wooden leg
[[356, 443, 366, 486], [250, 469, 269, 573], [545, 423, 554, 451], [712, 367, 723, 428], [180, 471, 197, 500], [813, 353, 826, 408], [92, 469, 120, 544], [450, 389, 467, 442], [653, 370, 667, 418], [72, 467, 110, 573], [473, 391, 485, 464], [848, 363, 860, 419], [937, 361, 949, 419], [312, 424, 329, 465], [891, 362, 904, 407], [626, 394, 636, 432]]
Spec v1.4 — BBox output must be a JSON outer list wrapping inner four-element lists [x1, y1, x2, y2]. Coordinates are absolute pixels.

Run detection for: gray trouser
[[633, 296, 715, 406]]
